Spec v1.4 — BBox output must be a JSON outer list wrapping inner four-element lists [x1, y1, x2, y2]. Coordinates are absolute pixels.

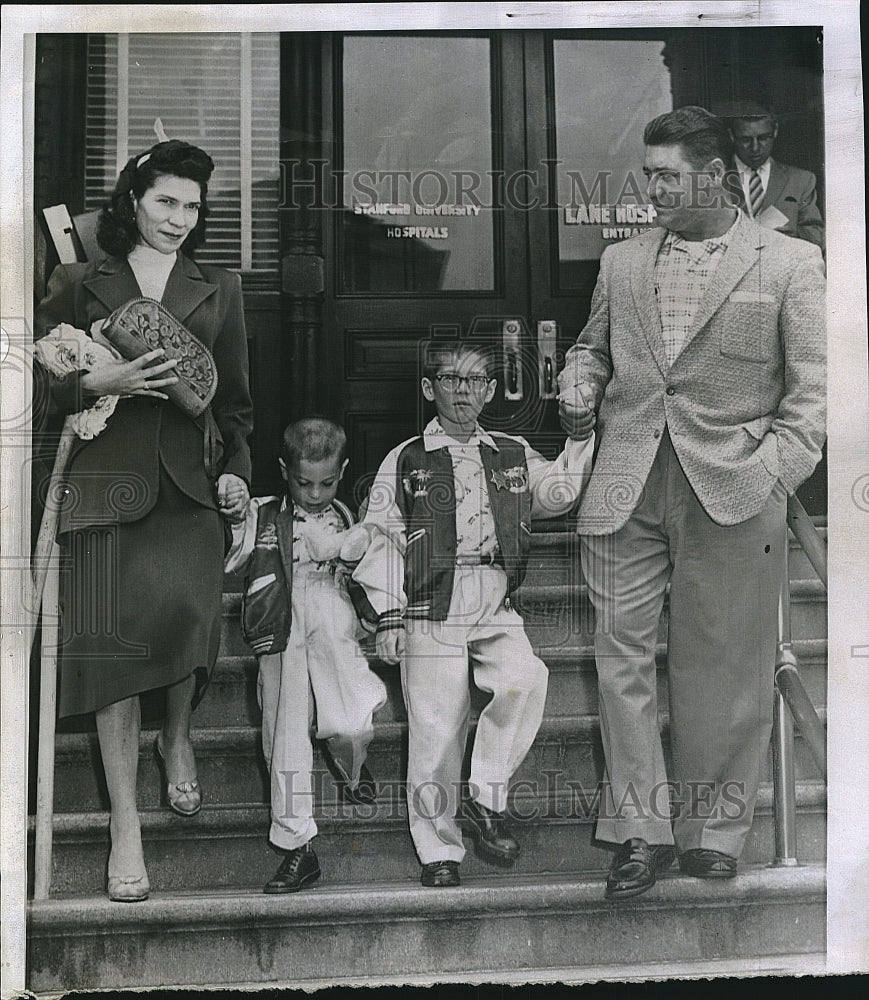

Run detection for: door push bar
[[501, 319, 524, 400], [501, 318, 560, 402], [537, 320, 558, 400]]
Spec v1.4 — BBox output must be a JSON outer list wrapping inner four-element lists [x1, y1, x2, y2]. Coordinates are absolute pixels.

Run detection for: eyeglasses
[[433, 373, 492, 391]]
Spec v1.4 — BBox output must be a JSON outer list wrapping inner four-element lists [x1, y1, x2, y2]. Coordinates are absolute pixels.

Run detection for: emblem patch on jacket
[[254, 522, 279, 551], [403, 469, 433, 497], [490, 466, 528, 493]]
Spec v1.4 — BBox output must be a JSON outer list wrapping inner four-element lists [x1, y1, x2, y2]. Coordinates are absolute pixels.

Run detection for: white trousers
[[401, 566, 549, 864], [258, 567, 387, 850]]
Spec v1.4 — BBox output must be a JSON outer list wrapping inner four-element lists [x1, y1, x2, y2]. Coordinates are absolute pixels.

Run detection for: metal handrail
[[34, 547, 60, 899], [771, 493, 828, 867], [787, 494, 827, 589], [31, 417, 76, 900]]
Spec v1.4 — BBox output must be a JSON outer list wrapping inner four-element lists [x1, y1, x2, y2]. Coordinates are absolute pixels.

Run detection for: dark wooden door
[[322, 31, 542, 506], [313, 30, 702, 502], [279, 27, 825, 511]]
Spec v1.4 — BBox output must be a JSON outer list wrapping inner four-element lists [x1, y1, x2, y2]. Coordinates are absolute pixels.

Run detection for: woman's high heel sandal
[[154, 735, 202, 816]]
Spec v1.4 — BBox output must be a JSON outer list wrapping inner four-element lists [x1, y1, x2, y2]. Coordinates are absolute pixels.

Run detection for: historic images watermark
[[273, 770, 750, 824], [280, 162, 736, 214]]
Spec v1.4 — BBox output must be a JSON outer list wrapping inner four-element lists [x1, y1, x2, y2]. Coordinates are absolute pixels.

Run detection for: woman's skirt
[[57, 466, 224, 718]]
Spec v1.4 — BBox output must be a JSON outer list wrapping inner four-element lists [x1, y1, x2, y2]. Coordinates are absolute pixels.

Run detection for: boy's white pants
[[401, 565, 549, 865], [258, 565, 386, 851]]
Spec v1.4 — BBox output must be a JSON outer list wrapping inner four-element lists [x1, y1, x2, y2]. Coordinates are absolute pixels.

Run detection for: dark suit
[[35, 254, 253, 533], [729, 158, 825, 251]]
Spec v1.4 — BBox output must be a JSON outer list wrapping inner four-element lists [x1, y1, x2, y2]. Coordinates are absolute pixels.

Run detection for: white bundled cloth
[[301, 519, 373, 592], [34, 321, 121, 439]]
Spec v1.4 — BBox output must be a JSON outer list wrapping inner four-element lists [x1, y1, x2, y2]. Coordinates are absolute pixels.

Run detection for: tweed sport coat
[[558, 215, 826, 534], [35, 254, 253, 534]]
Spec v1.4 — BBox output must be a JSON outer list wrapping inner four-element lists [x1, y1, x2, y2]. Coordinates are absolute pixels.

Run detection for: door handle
[[537, 320, 558, 399], [502, 319, 523, 400], [507, 354, 519, 395]]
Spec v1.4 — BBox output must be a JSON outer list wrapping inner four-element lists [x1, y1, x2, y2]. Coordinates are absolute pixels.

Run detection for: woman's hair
[[281, 416, 348, 469], [95, 140, 215, 258]]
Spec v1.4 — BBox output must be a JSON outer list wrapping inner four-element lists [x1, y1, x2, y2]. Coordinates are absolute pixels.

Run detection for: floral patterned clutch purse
[[102, 297, 218, 418]]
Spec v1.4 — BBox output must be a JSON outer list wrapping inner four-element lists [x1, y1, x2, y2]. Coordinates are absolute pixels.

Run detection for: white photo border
[[2, 2, 866, 994]]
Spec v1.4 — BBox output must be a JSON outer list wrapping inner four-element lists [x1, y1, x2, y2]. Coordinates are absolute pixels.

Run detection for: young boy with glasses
[[352, 340, 594, 886]]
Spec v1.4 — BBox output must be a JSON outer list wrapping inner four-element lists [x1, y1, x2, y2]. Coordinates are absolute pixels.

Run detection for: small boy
[[353, 341, 594, 887], [226, 417, 386, 893]]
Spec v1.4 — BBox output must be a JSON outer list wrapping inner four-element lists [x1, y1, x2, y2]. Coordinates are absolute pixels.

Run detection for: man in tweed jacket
[[558, 106, 826, 900]]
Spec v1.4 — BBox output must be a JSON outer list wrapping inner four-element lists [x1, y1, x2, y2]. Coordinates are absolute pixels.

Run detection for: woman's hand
[[216, 473, 249, 522], [80, 349, 179, 399]]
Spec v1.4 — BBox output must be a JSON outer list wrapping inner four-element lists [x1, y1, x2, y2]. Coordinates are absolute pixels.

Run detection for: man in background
[[724, 101, 825, 251]]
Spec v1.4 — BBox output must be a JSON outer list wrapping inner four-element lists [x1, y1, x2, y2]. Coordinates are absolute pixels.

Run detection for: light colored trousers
[[581, 430, 786, 858], [401, 565, 549, 865], [258, 565, 387, 850]]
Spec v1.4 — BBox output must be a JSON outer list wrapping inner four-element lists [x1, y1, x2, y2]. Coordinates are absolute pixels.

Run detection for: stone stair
[[25, 521, 827, 993]]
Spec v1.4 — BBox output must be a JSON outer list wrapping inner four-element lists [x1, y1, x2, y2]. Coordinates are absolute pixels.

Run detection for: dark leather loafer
[[679, 848, 738, 879], [462, 799, 520, 863], [421, 860, 461, 887], [605, 838, 677, 900], [264, 843, 322, 894], [343, 763, 378, 806]]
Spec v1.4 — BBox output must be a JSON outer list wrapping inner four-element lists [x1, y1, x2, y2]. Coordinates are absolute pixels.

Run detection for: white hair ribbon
[[136, 119, 171, 168]]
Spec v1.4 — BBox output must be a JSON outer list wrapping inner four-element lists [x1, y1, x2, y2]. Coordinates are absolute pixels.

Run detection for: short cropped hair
[[717, 100, 777, 125], [643, 105, 733, 169], [281, 416, 348, 468], [96, 139, 215, 258], [421, 340, 494, 381]]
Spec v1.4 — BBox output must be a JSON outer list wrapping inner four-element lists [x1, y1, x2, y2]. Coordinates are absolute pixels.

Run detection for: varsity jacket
[[226, 496, 374, 655], [353, 419, 594, 621]]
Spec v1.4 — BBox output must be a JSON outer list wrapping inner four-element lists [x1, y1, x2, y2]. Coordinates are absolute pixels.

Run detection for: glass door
[[320, 31, 681, 485], [280, 27, 825, 509], [323, 31, 543, 488]]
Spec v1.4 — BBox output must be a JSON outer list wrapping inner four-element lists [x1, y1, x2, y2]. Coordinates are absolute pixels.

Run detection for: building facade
[[33, 26, 825, 506]]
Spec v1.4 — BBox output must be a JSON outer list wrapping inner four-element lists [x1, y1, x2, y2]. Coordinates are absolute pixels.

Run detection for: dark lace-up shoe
[[264, 843, 322, 894], [462, 799, 520, 863], [420, 860, 461, 887], [605, 838, 676, 900]]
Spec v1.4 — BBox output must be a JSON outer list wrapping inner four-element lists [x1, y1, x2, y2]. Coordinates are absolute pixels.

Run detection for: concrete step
[[182, 636, 828, 731], [516, 579, 826, 647], [50, 711, 828, 813], [26, 863, 825, 992], [218, 578, 827, 658], [522, 532, 826, 588], [32, 780, 827, 897], [220, 520, 826, 591]]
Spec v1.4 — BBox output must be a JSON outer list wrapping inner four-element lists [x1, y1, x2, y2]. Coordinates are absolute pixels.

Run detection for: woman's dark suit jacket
[[35, 254, 253, 534]]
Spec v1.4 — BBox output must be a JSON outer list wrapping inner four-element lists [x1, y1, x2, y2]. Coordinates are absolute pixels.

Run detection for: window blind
[[85, 32, 280, 288]]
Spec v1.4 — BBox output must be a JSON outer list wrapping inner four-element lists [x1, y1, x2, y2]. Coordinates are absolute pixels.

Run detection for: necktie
[[748, 170, 764, 216]]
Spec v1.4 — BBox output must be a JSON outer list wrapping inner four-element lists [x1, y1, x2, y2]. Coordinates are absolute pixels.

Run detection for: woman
[[35, 140, 253, 901]]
